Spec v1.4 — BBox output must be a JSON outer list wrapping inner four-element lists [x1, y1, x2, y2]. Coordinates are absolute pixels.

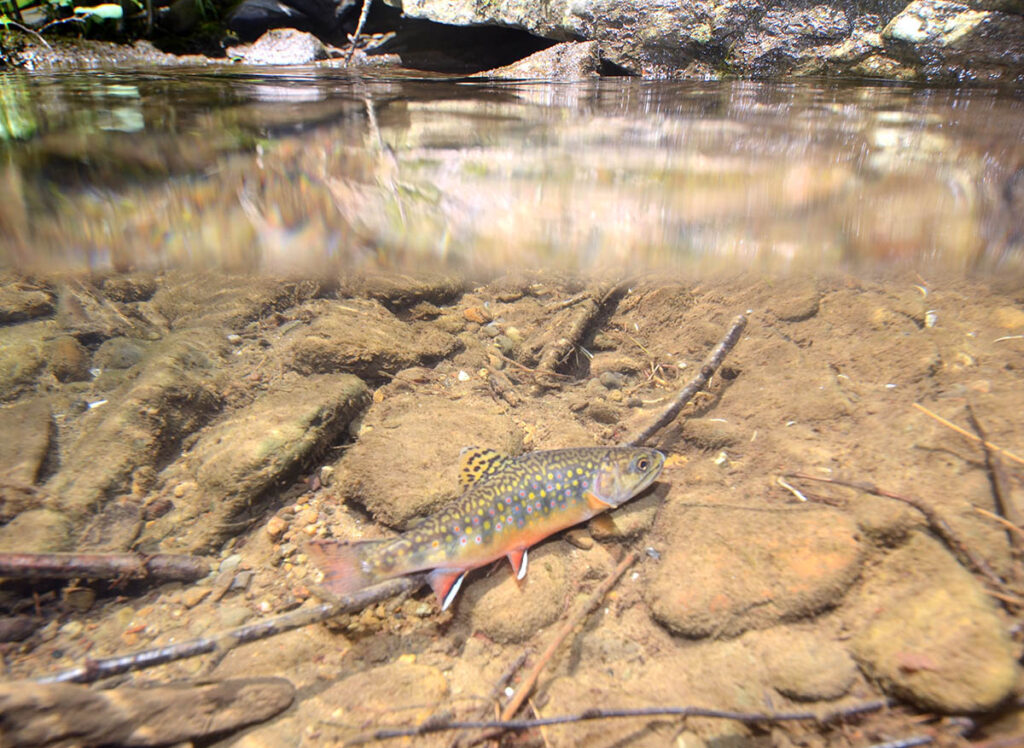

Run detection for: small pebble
[[298, 508, 319, 525], [565, 529, 594, 550], [219, 554, 243, 574], [60, 620, 85, 638], [463, 306, 492, 324], [181, 587, 211, 608], [599, 371, 626, 389], [230, 570, 254, 592], [457, 370, 471, 382], [482, 323, 500, 338], [266, 516, 288, 540], [494, 335, 515, 356]]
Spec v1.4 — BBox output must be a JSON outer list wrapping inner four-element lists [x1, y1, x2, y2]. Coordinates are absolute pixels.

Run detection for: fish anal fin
[[507, 549, 528, 580], [458, 446, 514, 489], [428, 569, 467, 611]]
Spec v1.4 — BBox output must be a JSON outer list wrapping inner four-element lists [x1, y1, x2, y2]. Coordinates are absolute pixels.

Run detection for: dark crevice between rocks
[[368, 16, 559, 75]]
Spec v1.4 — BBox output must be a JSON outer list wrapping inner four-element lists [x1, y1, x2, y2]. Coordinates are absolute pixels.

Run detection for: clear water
[[1, 67, 1022, 276]]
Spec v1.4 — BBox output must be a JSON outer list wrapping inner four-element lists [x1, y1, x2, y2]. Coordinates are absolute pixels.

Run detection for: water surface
[[1, 68, 1022, 276]]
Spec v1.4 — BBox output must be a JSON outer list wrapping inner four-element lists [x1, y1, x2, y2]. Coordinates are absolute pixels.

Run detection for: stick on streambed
[[625, 313, 748, 447], [0, 552, 211, 583], [37, 577, 423, 684]]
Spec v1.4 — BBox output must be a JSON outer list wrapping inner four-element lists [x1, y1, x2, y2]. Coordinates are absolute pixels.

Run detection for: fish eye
[[636, 458, 649, 471]]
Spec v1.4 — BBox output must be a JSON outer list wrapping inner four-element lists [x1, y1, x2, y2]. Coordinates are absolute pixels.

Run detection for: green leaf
[[73, 3, 123, 19]]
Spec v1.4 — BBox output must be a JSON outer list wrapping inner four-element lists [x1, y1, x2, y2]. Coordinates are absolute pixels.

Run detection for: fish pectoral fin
[[588, 513, 619, 536], [583, 489, 614, 512], [428, 569, 467, 612], [507, 549, 528, 580]]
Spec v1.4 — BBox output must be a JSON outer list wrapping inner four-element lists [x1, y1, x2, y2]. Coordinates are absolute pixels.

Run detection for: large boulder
[[381, 0, 1024, 81]]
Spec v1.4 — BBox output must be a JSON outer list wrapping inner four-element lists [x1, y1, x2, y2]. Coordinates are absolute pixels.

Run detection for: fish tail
[[307, 539, 386, 596]]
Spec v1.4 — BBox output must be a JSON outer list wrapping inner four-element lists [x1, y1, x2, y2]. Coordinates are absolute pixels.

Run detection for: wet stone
[[0, 398, 53, 486], [336, 392, 520, 526], [339, 272, 465, 309], [646, 505, 862, 638], [0, 284, 54, 324], [286, 298, 458, 380], [227, 29, 327, 65], [586, 401, 622, 424], [755, 627, 858, 701], [48, 332, 225, 524], [0, 320, 52, 402], [143, 373, 369, 553], [47, 335, 91, 383], [0, 508, 70, 553], [848, 532, 1017, 712], [93, 337, 149, 370], [461, 546, 567, 643], [303, 662, 447, 742]]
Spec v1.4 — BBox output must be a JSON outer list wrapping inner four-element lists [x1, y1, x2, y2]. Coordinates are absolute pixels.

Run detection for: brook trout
[[309, 446, 665, 610]]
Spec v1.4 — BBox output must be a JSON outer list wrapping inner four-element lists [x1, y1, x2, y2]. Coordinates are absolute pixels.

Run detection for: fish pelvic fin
[[507, 549, 528, 580], [307, 539, 384, 597], [428, 569, 467, 611]]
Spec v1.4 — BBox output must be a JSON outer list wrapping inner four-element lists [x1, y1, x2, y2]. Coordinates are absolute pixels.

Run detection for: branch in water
[[626, 313, 748, 447], [36, 577, 423, 684], [0, 552, 212, 583], [351, 698, 892, 742]]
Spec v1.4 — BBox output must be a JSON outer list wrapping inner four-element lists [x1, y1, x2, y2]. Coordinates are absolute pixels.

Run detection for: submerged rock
[[0, 321, 51, 402], [47, 333, 226, 530], [286, 298, 458, 381], [848, 532, 1018, 712], [645, 504, 862, 638], [142, 373, 369, 552], [460, 544, 567, 642], [335, 391, 522, 526]]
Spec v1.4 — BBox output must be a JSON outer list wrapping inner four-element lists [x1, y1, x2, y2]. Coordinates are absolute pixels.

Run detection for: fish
[[308, 446, 665, 611]]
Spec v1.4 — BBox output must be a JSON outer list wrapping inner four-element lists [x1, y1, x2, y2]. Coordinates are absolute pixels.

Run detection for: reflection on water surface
[[0, 69, 1022, 276]]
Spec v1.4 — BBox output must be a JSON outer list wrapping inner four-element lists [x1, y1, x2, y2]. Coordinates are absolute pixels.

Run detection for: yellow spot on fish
[[529, 492, 535, 499]]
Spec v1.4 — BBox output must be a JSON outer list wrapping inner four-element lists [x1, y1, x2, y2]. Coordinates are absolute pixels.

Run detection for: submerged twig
[[626, 313, 748, 447], [0, 552, 211, 583], [965, 404, 1023, 568], [355, 698, 892, 742], [500, 551, 638, 720], [913, 403, 1024, 466], [36, 577, 423, 684]]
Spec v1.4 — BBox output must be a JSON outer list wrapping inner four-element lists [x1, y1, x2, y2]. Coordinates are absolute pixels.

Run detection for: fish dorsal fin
[[458, 446, 514, 489]]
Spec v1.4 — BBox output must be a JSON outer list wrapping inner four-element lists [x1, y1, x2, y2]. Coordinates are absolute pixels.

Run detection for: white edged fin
[[517, 549, 528, 580], [441, 572, 466, 611]]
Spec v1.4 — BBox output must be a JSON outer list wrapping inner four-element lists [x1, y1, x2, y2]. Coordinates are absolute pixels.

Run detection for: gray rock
[[228, 29, 328, 65], [883, 0, 1024, 80], [383, 0, 1024, 81], [94, 337, 149, 370], [476, 41, 602, 80], [848, 532, 1018, 712]]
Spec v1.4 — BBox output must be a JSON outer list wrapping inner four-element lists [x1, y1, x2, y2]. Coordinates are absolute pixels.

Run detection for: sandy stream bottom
[[0, 269, 1022, 746]]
